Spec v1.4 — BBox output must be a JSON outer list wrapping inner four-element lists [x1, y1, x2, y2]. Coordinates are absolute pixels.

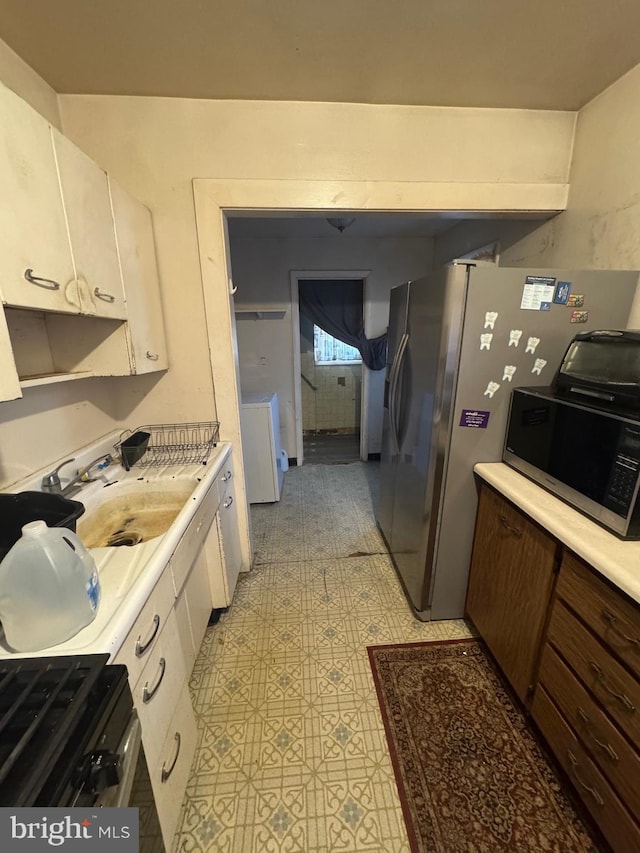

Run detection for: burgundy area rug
[[368, 639, 602, 853]]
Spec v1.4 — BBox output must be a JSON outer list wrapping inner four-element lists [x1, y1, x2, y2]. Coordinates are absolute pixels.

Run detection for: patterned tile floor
[[175, 462, 473, 852]]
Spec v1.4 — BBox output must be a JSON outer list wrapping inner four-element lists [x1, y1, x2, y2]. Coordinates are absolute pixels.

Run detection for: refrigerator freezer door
[[389, 265, 469, 614], [377, 283, 409, 545], [430, 266, 639, 619]]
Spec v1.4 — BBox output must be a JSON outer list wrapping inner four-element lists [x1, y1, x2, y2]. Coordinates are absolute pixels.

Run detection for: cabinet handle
[[589, 661, 636, 712], [142, 657, 166, 703], [94, 286, 115, 303], [601, 609, 640, 647], [161, 732, 181, 783], [146, 351, 159, 361], [223, 495, 234, 509], [577, 708, 619, 762], [24, 268, 60, 290], [222, 470, 232, 482], [498, 514, 522, 538], [135, 614, 160, 657], [566, 749, 604, 806]]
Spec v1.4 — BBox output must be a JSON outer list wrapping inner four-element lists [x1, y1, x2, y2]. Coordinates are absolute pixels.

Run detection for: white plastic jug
[[0, 520, 101, 652]]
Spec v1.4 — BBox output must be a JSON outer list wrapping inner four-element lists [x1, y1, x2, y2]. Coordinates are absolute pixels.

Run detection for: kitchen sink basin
[[77, 480, 196, 548]]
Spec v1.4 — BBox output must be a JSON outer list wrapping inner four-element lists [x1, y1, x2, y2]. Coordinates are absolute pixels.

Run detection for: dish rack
[[115, 422, 220, 468]]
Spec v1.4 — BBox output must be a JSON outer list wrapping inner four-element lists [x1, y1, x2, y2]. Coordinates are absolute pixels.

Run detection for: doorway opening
[[299, 279, 364, 464], [290, 269, 373, 466]]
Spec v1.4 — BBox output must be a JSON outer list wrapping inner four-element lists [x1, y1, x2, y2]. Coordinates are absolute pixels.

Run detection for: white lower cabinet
[[151, 688, 198, 849], [181, 546, 215, 664], [215, 461, 243, 607], [114, 447, 244, 849], [130, 609, 187, 773]]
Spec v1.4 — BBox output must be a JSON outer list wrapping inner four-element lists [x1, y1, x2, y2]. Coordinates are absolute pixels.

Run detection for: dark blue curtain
[[298, 279, 387, 370]]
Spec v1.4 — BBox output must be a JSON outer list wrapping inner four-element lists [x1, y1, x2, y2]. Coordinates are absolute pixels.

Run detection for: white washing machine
[[240, 391, 285, 503]]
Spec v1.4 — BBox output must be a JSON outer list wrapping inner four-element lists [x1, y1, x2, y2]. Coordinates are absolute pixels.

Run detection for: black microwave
[[503, 386, 640, 539]]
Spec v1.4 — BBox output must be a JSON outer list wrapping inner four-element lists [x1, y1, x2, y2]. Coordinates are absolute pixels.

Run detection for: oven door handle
[[96, 711, 142, 808]]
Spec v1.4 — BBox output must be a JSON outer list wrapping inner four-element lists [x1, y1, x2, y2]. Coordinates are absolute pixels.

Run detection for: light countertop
[[475, 462, 640, 606], [0, 441, 231, 660]]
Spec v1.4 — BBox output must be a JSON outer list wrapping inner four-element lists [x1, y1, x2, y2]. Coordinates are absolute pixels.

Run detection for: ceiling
[[1, 1, 640, 110]]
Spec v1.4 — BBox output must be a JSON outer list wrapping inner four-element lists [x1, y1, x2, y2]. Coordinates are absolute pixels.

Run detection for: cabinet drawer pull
[[577, 708, 619, 761], [24, 268, 60, 290], [142, 657, 166, 703], [222, 470, 232, 482], [135, 614, 160, 656], [94, 286, 115, 303], [223, 495, 234, 509], [161, 732, 181, 783], [498, 514, 522, 538], [601, 609, 640, 647], [589, 661, 636, 712], [567, 749, 604, 806], [146, 350, 159, 361]]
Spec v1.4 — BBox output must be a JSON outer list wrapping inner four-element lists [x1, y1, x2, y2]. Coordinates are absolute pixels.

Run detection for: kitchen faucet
[[41, 453, 114, 498]]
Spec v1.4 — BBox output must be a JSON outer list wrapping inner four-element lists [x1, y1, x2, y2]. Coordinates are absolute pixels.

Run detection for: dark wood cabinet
[[466, 482, 559, 703], [468, 476, 640, 851], [532, 551, 640, 852]]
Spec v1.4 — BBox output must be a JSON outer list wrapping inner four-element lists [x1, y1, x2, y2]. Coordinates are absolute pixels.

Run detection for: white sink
[[77, 478, 197, 548]]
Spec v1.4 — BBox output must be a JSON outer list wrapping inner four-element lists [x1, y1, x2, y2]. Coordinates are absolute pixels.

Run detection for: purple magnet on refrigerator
[[460, 409, 490, 429]]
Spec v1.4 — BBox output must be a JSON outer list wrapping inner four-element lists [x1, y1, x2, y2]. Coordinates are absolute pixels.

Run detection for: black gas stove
[[0, 655, 127, 806], [0, 654, 164, 849]]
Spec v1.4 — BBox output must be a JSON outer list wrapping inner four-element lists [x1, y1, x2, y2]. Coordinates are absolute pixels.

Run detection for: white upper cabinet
[[110, 177, 168, 373], [0, 83, 79, 313], [0, 310, 21, 401], [51, 130, 126, 320]]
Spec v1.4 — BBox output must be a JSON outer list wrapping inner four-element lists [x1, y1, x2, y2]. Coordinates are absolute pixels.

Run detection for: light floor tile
[[174, 462, 474, 852]]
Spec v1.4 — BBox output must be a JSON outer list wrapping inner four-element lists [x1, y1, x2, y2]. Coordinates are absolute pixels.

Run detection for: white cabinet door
[[109, 177, 168, 373], [151, 687, 198, 849], [218, 479, 243, 606], [52, 130, 126, 320], [0, 309, 21, 401], [0, 83, 78, 313], [184, 546, 213, 657]]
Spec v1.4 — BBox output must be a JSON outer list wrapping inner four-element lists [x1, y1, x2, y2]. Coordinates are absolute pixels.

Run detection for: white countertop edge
[[0, 442, 232, 660], [474, 462, 640, 606]]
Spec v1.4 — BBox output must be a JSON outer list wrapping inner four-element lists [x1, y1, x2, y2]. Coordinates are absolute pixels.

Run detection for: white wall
[[434, 64, 640, 326], [230, 235, 432, 455]]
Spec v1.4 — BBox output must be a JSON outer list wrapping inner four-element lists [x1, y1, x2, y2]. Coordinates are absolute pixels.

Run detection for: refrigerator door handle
[[390, 332, 409, 454]]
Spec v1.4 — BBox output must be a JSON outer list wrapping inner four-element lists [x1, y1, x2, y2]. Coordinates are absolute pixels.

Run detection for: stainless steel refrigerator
[[377, 262, 639, 620]]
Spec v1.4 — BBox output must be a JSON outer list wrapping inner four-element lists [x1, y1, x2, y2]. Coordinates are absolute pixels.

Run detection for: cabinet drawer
[[557, 552, 640, 679], [170, 479, 219, 596], [112, 566, 175, 689], [217, 455, 234, 500], [133, 608, 187, 772], [532, 685, 640, 853], [548, 601, 640, 746], [538, 643, 640, 816], [151, 687, 198, 849]]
